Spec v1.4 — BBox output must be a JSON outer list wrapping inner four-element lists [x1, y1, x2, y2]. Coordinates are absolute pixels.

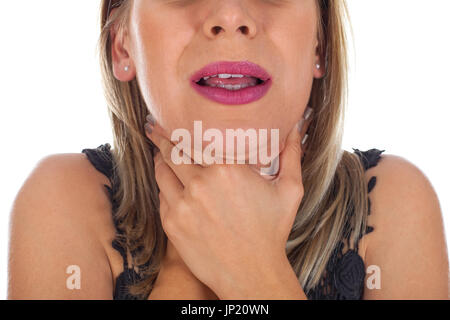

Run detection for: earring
[[124, 65, 129, 72], [315, 63, 320, 69]]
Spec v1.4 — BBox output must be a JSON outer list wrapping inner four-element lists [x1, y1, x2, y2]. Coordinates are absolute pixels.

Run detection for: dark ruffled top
[[82, 144, 385, 300]]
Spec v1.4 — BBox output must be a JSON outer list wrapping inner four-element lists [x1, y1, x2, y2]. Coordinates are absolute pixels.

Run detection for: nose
[[202, 1, 257, 40]]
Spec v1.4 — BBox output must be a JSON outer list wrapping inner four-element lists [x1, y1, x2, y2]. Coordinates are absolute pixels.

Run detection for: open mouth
[[190, 61, 272, 105], [195, 74, 266, 91]]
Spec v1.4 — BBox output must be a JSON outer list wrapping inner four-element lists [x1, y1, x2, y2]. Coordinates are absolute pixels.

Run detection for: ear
[[109, 8, 135, 82], [313, 40, 325, 79]]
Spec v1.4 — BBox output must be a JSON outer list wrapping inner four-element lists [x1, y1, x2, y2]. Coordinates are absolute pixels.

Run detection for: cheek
[[129, 1, 318, 136], [271, 16, 317, 108], [130, 11, 192, 128], [274, 15, 317, 81]]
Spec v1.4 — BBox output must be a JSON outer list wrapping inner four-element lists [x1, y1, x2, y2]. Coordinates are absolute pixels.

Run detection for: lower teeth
[[208, 83, 256, 90]]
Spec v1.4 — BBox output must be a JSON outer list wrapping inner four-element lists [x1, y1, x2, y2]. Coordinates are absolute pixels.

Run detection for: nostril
[[238, 25, 249, 35], [212, 26, 222, 35]]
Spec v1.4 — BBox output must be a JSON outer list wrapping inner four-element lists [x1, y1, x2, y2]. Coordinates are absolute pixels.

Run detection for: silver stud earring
[[124, 66, 129, 72], [315, 63, 321, 70]]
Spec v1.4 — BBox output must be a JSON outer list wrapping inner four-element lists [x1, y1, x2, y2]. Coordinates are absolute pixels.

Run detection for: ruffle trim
[[306, 148, 385, 300], [82, 143, 144, 299], [82, 144, 385, 300]]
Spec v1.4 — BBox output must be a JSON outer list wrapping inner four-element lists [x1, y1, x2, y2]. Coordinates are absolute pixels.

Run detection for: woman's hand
[[144, 109, 312, 299]]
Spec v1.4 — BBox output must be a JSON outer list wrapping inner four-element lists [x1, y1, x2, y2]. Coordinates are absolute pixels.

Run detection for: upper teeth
[[202, 74, 246, 80]]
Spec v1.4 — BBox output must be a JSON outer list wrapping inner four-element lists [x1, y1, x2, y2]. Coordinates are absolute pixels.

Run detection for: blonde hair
[[97, 0, 369, 297]]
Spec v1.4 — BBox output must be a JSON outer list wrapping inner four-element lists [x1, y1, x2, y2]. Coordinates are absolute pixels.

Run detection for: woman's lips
[[191, 79, 272, 105], [189, 60, 272, 105]]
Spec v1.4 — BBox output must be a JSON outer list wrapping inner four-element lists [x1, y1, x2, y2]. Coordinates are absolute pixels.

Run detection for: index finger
[[145, 122, 203, 187]]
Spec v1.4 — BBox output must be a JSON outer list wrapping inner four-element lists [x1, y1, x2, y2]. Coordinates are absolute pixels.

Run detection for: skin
[[7, 0, 448, 299], [145, 115, 311, 299], [112, 0, 324, 169], [8, 152, 448, 299], [112, 0, 323, 298]]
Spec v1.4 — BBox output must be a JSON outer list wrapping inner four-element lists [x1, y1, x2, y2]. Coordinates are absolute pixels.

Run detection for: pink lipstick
[[190, 60, 272, 105]]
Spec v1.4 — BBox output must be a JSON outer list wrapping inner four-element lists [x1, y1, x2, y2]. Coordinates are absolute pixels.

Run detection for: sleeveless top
[[81, 144, 385, 300]]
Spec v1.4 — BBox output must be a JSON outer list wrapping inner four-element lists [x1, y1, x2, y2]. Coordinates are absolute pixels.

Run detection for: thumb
[[276, 106, 313, 185], [277, 120, 303, 184]]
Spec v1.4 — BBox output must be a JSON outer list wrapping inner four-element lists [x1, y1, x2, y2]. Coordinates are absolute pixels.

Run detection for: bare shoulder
[[363, 153, 443, 238], [8, 153, 118, 299], [12, 153, 115, 238], [361, 153, 449, 299]]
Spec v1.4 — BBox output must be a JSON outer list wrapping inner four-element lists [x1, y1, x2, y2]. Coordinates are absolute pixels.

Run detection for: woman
[[8, 0, 448, 300]]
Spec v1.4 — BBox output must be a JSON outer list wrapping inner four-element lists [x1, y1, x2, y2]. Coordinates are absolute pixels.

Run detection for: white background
[[0, 1, 449, 299]]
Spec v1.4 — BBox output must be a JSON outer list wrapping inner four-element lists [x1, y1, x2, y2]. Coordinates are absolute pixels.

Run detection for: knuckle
[[162, 201, 187, 236], [161, 214, 174, 234], [186, 175, 204, 198], [160, 199, 168, 212], [159, 141, 172, 162], [213, 164, 230, 179], [293, 186, 304, 204], [288, 142, 302, 155], [158, 193, 168, 210], [173, 198, 189, 215], [284, 177, 304, 195]]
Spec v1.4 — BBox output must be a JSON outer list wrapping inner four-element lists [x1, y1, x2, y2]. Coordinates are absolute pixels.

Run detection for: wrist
[[215, 253, 307, 300]]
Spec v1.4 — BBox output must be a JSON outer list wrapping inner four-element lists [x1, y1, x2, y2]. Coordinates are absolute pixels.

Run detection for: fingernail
[[297, 118, 305, 133], [144, 122, 153, 134], [304, 107, 313, 120], [302, 134, 309, 145], [146, 113, 156, 126]]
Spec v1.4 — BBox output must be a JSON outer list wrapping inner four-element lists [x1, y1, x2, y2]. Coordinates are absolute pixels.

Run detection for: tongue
[[204, 76, 259, 87]]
